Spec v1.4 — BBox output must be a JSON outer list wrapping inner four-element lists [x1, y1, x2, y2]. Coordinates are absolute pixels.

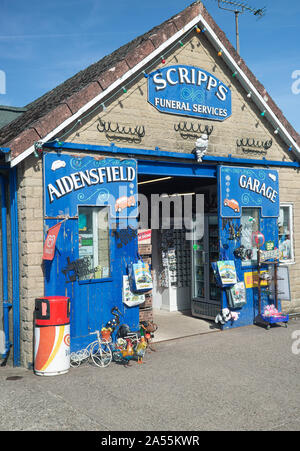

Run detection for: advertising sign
[[44, 154, 138, 218], [43, 221, 63, 260], [148, 65, 232, 121], [219, 166, 279, 218]]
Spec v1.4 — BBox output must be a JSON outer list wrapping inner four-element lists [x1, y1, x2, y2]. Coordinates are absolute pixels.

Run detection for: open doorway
[[137, 173, 221, 340]]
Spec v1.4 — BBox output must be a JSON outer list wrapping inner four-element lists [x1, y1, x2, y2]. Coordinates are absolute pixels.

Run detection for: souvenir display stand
[[138, 242, 153, 323], [254, 250, 289, 330]]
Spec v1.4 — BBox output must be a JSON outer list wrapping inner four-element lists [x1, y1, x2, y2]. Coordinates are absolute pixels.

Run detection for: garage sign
[[219, 166, 279, 218]]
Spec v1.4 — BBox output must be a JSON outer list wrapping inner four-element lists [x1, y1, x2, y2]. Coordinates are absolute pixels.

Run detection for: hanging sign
[[148, 65, 232, 121], [43, 222, 63, 260], [219, 166, 279, 218]]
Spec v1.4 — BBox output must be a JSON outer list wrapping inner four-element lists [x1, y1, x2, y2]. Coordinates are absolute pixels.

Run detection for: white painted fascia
[[10, 10, 299, 167]]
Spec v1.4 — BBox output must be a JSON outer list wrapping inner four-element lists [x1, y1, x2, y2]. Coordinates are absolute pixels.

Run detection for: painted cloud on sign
[[268, 173, 276, 182], [51, 160, 66, 171]]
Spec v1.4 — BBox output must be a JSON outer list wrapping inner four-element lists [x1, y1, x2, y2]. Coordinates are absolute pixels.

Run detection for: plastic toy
[[120, 339, 135, 366], [215, 308, 239, 325], [105, 306, 122, 332], [135, 337, 148, 364], [140, 321, 158, 352]]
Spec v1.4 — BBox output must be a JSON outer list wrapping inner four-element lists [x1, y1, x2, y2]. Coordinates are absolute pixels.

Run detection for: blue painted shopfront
[[218, 166, 280, 329], [42, 148, 281, 348]]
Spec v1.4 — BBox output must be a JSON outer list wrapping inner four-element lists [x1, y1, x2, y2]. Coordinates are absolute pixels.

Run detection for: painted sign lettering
[[44, 154, 138, 218], [148, 65, 232, 121], [47, 166, 136, 203], [239, 175, 278, 203], [219, 166, 279, 218]]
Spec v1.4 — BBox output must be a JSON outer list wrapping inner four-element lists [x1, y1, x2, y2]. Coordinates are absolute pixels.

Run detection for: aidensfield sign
[[148, 65, 232, 121]]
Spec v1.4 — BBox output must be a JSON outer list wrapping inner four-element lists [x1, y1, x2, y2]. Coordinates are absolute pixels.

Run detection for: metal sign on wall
[[44, 154, 138, 218], [219, 166, 280, 218], [148, 65, 232, 121]]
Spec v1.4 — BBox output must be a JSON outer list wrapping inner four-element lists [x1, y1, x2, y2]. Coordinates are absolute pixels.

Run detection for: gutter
[[9, 168, 20, 366], [42, 141, 300, 168]]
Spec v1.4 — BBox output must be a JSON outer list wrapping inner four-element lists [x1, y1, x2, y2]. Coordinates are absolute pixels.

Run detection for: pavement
[[1, 315, 300, 432], [152, 309, 219, 342]]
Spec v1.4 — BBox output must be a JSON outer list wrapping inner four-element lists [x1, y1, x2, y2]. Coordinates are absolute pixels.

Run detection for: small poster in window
[[102, 267, 110, 278]]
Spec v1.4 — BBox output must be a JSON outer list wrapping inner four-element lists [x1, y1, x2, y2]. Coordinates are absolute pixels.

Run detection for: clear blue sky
[[0, 0, 299, 132]]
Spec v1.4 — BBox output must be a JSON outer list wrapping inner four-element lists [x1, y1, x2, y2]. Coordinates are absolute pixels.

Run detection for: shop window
[[78, 206, 111, 280], [279, 204, 294, 263], [241, 207, 260, 266]]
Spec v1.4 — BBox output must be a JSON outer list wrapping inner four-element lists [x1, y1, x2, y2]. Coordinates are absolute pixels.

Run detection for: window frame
[[240, 206, 261, 268], [279, 202, 295, 265], [78, 205, 113, 283]]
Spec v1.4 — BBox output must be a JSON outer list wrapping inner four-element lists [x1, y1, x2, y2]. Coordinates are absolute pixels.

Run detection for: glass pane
[[241, 207, 260, 266], [208, 215, 220, 300], [78, 206, 110, 280], [279, 206, 292, 261], [193, 231, 205, 298]]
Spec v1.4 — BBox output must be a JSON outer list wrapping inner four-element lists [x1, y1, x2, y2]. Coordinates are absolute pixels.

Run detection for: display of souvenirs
[[227, 282, 247, 309], [122, 275, 145, 307], [128, 257, 153, 292], [216, 260, 237, 286], [159, 229, 191, 288], [279, 235, 291, 261]]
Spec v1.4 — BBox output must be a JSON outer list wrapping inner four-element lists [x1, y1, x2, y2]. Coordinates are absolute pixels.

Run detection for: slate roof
[[0, 105, 27, 129], [0, 1, 299, 163]]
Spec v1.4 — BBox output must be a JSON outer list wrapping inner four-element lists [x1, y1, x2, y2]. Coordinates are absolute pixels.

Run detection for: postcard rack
[[254, 250, 289, 330]]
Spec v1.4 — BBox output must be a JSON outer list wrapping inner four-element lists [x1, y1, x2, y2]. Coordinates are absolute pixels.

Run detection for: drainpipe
[[0, 175, 11, 365], [9, 168, 20, 366]]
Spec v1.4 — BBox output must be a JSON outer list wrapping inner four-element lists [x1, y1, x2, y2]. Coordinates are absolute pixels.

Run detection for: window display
[[240, 207, 260, 266], [159, 229, 191, 288], [279, 204, 293, 262], [78, 206, 110, 280]]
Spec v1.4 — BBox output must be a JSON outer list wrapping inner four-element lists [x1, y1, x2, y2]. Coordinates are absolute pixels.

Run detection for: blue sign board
[[44, 153, 138, 219], [148, 65, 232, 121], [219, 166, 280, 218]]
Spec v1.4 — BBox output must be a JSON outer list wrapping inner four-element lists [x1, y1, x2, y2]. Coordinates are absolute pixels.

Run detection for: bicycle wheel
[[70, 352, 81, 368], [90, 340, 112, 368]]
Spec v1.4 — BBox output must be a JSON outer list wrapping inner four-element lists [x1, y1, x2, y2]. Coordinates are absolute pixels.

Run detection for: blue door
[[218, 166, 280, 328], [43, 154, 140, 352]]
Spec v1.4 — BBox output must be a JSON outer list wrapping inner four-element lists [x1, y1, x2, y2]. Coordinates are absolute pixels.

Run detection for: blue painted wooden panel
[[217, 166, 280, 329], [43, 154, 140, 352]]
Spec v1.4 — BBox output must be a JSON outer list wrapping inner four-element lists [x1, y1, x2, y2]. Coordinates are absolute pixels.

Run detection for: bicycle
[[70, 331, 113, 368], [70, 306, 142, 368], [70, 338, 99, 367], [89, 330, 113, 368]]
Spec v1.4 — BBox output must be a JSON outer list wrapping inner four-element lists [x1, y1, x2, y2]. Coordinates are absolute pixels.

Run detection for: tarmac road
[[1, 317, 300, 432]]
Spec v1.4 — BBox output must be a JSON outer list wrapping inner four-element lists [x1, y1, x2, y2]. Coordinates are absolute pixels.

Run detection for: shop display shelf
[[254, 313, 289, 330]]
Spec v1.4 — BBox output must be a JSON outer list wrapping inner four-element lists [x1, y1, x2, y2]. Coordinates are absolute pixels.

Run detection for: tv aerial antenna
[[215, 0, 266, 54]]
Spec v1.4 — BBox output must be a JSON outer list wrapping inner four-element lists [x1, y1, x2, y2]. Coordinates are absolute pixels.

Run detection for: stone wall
[[279, 167, 300, 313], [18, 156, 44, 368], [66, 33, 291, 163]]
